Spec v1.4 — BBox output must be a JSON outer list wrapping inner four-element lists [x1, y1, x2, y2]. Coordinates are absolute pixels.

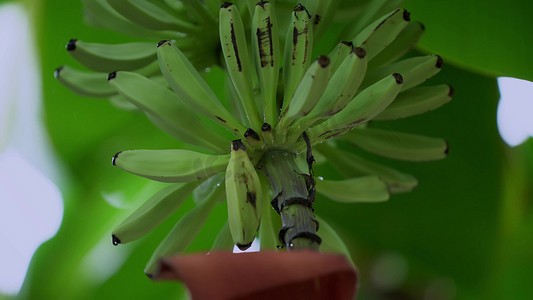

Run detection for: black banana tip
[[221, 2, 233, 8], [66, 38, 77, 51], [294, 3, 310, 17], [107, 71, 117, 81], [353, 47, 366, 58], [112, 151, 122, 165], [444, 141, 450, 155], [403, 9, 411, 21], [448, 85, 454, 97], [341, 41, 354, 48], [393, 73, 403, 84], [261, 123, 272, 132], [157, 40, 170, 47], [257, 1, 269, 7], [244, 128, 261, 141], [54, 66, 64, 79], [317, 55, 330, 68], [436, 55, 443, 68], [145, 273, 154, 279], [231, 139, 246, 151], [236, 242, 253, 251], [419, 22, 426, 31], [112, 235, 121, 246]]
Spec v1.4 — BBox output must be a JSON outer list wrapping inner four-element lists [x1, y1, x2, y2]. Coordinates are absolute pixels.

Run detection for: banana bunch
[[57, 0, 454, 274]]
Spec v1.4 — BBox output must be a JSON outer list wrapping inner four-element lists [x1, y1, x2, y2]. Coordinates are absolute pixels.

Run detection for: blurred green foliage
[[2, 0, 531, 299]]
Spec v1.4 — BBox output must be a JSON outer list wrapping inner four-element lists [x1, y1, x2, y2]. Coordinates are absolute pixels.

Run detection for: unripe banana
[[283, 4, 314, 105], [352, 8, 411, 60], [112, 149, 230, 183], [108, 71, 228, 153], [368, 22, 425, 70], [258, 172, 277, 250], [374, 84, 454, 121], [316, 175, 389, 203], [107, 0, 198, 33], [341, 0, 404, 41], [112, 181, 201, 245], [54, 66, 114, 97], [225, 140, 262, 250], [342, 128, 449, 162], [156, 40, 248, 139], [288, 47, 368, 141], [328, 41, 354, 73], [317, 143, 418, 194], [362, 55, 442, 92], [309, 73, 403, 141], [251, 1, 281, 126], [277, 56, 332, 135], [219, 2, 262, 130], [65, 39, 156, 72]]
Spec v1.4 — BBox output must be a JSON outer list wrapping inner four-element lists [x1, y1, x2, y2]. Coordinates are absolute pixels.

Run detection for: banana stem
[[258, 151, 320, 251]]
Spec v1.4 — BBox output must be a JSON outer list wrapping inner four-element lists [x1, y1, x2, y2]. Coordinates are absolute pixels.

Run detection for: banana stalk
[[258, 150, 321, 251]]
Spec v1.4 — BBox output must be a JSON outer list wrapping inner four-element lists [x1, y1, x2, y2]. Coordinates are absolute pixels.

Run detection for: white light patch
[[497, 77, 533, 147], [0, 148, 63, 294], [233, 238, 260, 253], [0, 3, 64, 295]]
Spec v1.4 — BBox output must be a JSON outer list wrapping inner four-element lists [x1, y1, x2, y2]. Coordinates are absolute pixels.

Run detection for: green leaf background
[[1, 0, 531, 299]]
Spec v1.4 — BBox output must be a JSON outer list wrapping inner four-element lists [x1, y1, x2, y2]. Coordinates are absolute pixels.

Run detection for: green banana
[[108, 71, 228, 152], [283, 4, 314, 106], [316, 215, 353, 265], [362, 55, 442, 92], [374, 84, 454, 121], [144, 181, 224, 277], [343, 128, 448, 162], [316, 175, 390, 203], [55, 66, 115, 97], [82, 0, 181, 39], [288, 47, 368, 141], [341, 0, 404, 41], [251, 1, 281, 126], [277, 56, 331, 135], [107, 0, 198, 33], [112, 181, 201, 245], [144, 113, 215, 152], [258, 172, 277, 250], [112, 149, 230, 183], [308, 73, 403, 141], [156, 40, 248, 139], [225, 140, 263, 250], [66, 39, 157, 73], [352, 8, 410, 60], [328, 41, 354, 73], [368, 22, 425, 70], [219, 3, 262, 131], [317, 143, 418, 193]]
